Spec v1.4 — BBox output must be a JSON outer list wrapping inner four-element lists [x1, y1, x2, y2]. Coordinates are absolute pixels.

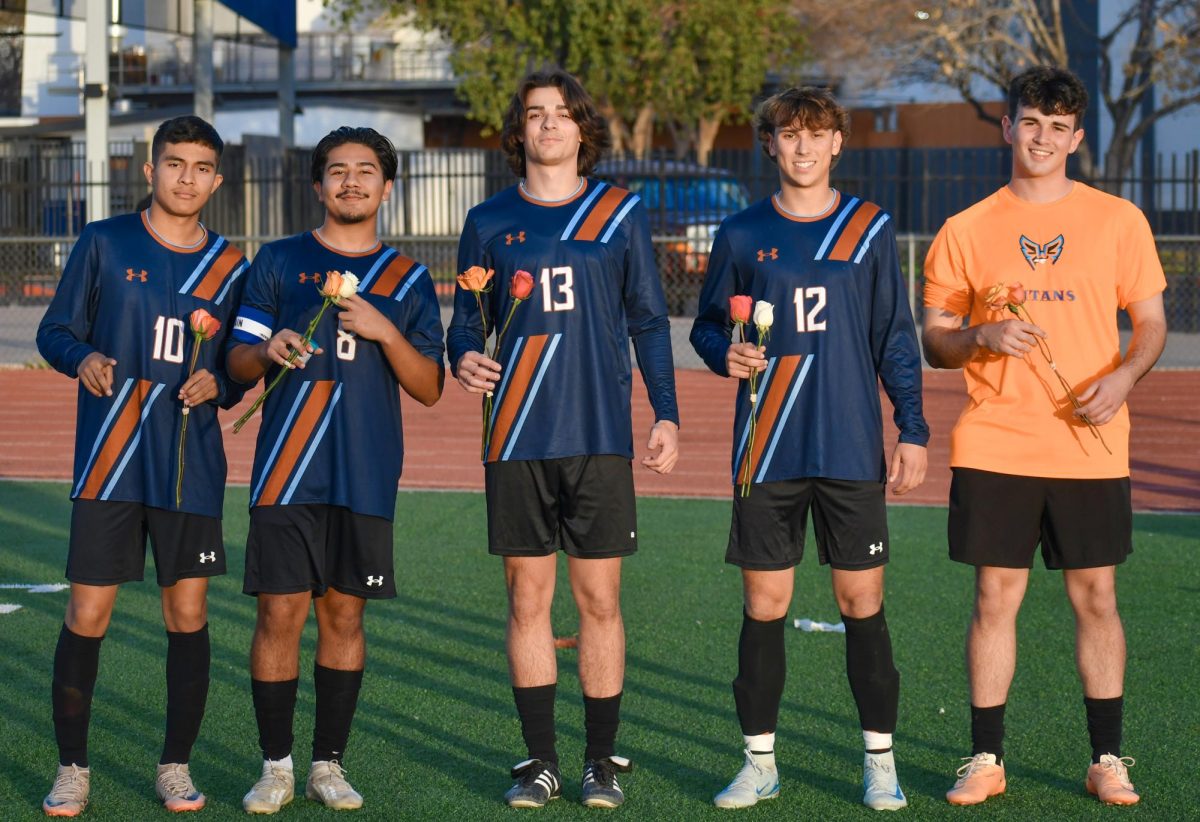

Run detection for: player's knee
[[65, 599, 113, 636], [1070, 583, 1119, 621], [508, 594, 551, 627], [576, 592, 621, 624], [837, 590, 883, 619], [164, 600, 207, 633], [256, 595, 308, 636]]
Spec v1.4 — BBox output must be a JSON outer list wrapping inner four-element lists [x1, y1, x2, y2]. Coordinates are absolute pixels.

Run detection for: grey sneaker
[[305, 760, 363, 810], [581, 756, 632, 808], [713, 749, 779, 809], [243, 759, 294, 814], [504, 759, 562, 808], [156, 762, 206, 812], [43, 764, 90, 817], [863, 751, 907, 810]]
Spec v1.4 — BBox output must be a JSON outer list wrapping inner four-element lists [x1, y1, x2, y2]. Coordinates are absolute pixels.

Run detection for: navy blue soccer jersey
[[37, 211, 249, 517], [230, 232, 444, 520], [690, 193, 928, 485], [447, 180, 678, 463]]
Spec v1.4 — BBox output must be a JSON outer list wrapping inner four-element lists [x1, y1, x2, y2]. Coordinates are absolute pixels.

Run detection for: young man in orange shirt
[[923, 66, 1167, 807]]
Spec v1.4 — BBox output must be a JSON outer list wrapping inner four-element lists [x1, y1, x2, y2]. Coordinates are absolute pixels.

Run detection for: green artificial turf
[[0, 481, 1196, 819]]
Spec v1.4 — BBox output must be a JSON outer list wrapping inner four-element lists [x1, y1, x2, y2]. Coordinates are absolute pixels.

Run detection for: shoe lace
[[865, 756, 894, 776], [1099, 756, 1136, 788], [954, 754, 994, 782], [51, 765, 88, 802], [159, 764, 195, 797], [318, 761, 351, 787], [260, 764, 292, 789]]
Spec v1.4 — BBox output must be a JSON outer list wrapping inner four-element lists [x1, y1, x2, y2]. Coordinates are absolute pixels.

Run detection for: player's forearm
[[226, 342, 271, 384], [1114, 315, 1167, 385], [921, 324, 981, 369], [632, 325, 679, 425], [380, 331, 444, 406], [36, 322, 95, 379]]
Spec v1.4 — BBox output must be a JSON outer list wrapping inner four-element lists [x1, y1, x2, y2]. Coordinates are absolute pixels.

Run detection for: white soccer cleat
[[305, 760, 363, 810], [863, 750, 908, 810], [43, 764, 90, 817], [156, 762, 206, 812], [713, 749, 779, 809], [242, 759, 294, 814]]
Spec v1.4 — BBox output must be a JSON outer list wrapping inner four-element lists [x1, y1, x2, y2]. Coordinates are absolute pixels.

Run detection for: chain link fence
[[2, 234, 1197, 369]]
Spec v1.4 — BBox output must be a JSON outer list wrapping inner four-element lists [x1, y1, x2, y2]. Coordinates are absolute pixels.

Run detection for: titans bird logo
[[1019, 234, 1065, 270]]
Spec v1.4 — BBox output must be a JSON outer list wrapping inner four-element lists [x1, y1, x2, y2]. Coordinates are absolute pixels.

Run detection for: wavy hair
[[500, 69, 610, 178]]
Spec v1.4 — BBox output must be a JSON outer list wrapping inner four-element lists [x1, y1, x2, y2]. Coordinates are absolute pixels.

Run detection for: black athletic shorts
[[244, 504, 395, 599], [948, 468, 1133, 570], [67, 499, 225, 587], [726, 478, 889, 571], [485, 455, 638, 558]]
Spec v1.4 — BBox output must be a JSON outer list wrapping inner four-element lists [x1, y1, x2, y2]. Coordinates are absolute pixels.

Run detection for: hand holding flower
[[176, 308, 222, 505], [336, 294, 399, 345]]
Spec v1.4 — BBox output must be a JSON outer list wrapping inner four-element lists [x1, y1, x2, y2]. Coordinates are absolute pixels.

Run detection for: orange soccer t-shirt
[[923, 183, 1166, 479]]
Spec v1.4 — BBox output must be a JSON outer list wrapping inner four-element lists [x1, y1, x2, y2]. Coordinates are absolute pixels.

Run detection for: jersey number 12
[[793, 286, 827, 332]]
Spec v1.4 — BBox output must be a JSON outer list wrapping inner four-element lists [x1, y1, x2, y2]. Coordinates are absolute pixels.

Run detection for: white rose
[[338, 271, 360, 300], [753, 300, 774, 329]]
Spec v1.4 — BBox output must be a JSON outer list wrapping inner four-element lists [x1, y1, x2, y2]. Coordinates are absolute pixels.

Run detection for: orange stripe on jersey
[[486, 335, 549, 463], [256, 381, 336, 507], [369, 254, 416, 297], [192, 243, 243, 301], [574, 187, 628, 242], [78, 379, 153, 499], [827, 202, 881, 262], [736, 356, 802, 483]]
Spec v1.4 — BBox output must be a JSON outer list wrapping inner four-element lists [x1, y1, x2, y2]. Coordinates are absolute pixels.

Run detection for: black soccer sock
[[583, 692, 622, 761], [1084, 695, 1123, 763], [312, 664, 364, 764], [513, 684, 558, 764], [160, 624, 211, 765], [843, 606, 900, 739], [251, 677, 299, 761], [732, 611, 787, 736], [970, 703, 1006, 763], [52, 624, 103, 768]]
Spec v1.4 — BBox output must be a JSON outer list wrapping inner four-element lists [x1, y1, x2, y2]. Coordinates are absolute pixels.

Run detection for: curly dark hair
[[151, 115, 224, 165], [755, 87, 851, 166], [311, 126, 398, 183], [1007, 66, 1088, 129], [500, 68, 610, 178]]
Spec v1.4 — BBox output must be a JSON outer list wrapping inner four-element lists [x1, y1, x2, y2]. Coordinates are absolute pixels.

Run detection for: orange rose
[[188, 308, 221, 340], [511, 269, 535, 301], [983, 282, 1009, 311], [457, 265, 494, 293], [321, 271, 344, 300], [729, 295, 752, 325], [1008, 282, 1027, 306]]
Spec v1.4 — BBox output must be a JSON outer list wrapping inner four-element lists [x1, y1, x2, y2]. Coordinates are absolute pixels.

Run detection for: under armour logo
[[756, 248, 778, 262], [505, 231, 526, 245], [868, 542, 883, 555], [198, 551, 217, 563], [366, 575, 384, 587], [298, 272, 322, 284], [126, 268, 148, 282]]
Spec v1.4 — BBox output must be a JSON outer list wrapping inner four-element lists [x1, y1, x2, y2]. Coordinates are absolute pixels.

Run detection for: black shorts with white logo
[[244, 504, 395, 599], [67, 499, 225, 587], [948, 467, 1133, 570], [726, 477, 889, 571], [485, 455, 638, 559]]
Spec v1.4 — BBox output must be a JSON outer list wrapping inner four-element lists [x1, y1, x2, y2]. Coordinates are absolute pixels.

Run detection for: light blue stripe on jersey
[[502, 333, 562, 461], [852, 213, 891, 264], [814, 197, 860, 261], [394, 265, 427, 303], [560, 182, 608, 241], [732, 358, 778, 475], [756, 355, 814, 482], [213, 260, 248, 306], [251, 381, 312, 505], [73, 377, 135, 497], [281, 383, 343, 505], [99, 382, 166, 500], [599, 195, 641, 244], [488, 337, 526, 432], [357, 247, 398, 292], [179, 236, 226, 294]]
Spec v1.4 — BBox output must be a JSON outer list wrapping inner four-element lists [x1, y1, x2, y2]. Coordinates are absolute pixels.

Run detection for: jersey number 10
[[152, 316, 186, 363]]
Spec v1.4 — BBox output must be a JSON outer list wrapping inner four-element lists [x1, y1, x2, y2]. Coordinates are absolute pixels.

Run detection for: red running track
[[1, 369, 1197, 512]]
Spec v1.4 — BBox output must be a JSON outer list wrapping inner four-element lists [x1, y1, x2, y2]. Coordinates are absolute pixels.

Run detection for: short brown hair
[[500, 68, 611, 178], [1007, 65, 1088, 130], [755, 87, 850, 163]]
